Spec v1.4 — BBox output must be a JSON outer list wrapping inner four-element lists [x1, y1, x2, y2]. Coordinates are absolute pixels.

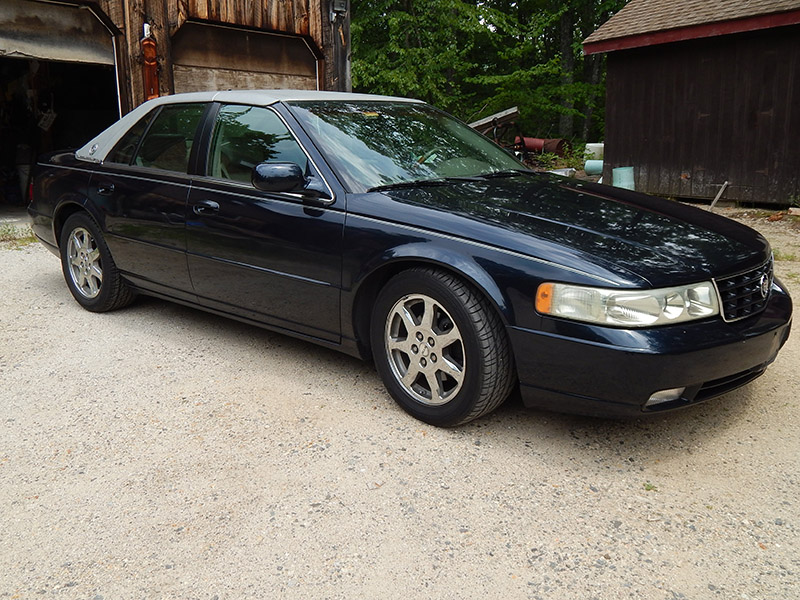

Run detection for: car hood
[[350, 173, 770, 288]]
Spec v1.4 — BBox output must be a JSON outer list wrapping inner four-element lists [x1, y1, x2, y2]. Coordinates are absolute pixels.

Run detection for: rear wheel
[[371, 268, 515, 426], [59, 212, 135, 312]]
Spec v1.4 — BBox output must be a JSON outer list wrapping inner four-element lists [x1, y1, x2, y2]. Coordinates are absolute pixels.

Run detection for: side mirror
[[252, 161, 333, 203], [252, 162, 305, 193]]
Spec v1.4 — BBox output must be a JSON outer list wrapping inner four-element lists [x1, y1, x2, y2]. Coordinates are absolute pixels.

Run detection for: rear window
[[130, 103, 206, 173], [107, 112, 154, 165]]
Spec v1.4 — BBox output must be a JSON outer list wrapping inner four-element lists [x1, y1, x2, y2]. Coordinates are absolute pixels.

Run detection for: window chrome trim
[[188, 180, 338, 209]]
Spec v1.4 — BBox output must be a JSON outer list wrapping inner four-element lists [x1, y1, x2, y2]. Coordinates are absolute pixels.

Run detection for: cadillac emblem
[[759, 273, 771, 299]]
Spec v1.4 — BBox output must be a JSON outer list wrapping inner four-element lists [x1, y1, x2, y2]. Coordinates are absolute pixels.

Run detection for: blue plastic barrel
[[584, 160, 603, 175]]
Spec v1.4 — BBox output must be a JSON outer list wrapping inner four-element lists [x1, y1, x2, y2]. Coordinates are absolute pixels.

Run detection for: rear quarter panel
[[29, 153, 96, 250]]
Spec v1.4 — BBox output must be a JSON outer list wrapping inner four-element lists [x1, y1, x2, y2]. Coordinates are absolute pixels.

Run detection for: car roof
[[75, 89, 423, 163]]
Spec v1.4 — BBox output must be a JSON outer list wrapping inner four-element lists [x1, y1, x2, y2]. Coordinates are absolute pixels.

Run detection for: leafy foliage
[[352, 0, 486, 111], [351, 0, 628, 142]]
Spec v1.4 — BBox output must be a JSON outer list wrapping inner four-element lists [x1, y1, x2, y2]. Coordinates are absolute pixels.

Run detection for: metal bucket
[[515, 137, 568, 156]]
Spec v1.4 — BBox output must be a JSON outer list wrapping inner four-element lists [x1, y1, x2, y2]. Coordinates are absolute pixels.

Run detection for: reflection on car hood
[[354, 173, 769, 288]]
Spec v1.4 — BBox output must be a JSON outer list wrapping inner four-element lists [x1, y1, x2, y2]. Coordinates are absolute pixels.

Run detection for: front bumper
[[510, 280, 792, 417]]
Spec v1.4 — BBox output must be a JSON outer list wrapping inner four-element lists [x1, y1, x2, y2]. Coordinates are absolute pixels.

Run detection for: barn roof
[[584, 0, 800, 55]]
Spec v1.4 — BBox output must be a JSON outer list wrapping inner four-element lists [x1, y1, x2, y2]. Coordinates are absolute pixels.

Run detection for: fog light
[[645, 387, 686, 407]]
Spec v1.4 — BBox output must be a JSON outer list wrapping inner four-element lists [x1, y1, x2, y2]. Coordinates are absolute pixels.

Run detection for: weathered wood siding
[[94, 0, 345, 113], [604, 25, 800, 205], [184, 0, 320, 38], [170, 22, 318, 93]]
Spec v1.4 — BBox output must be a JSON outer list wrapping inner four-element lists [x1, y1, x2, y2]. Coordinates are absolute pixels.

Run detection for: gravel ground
[[1, 208, 798, 599]]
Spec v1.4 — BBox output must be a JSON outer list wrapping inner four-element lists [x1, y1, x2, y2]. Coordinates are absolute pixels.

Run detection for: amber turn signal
[[535, 283, 553, 314]]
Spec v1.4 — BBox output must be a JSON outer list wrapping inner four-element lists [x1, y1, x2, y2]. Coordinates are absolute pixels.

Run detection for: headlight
[[535, 281, 719, 327]]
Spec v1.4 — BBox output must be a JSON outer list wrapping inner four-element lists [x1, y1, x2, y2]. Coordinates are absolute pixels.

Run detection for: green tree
[[351, 0, 488, 113], [351, 0, 628, 142]]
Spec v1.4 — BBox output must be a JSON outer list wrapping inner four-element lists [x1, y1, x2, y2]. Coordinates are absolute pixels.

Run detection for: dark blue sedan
[[28, 90, 792, 426]]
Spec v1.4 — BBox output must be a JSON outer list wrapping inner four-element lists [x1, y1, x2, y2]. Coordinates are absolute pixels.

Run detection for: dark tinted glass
[[208, 105, 307, 183], [133, 103, 206, 173], [287, 101, 523, 192], [107, 112, 153, 165]]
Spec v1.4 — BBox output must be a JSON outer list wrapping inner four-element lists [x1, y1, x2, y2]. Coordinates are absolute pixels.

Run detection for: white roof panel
[[75, 90, 422, 163]]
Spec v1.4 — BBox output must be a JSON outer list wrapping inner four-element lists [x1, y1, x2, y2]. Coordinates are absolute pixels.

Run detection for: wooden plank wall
[[170, 22, 319, 93], [95, 0, 342, 113], [184, 0, 320, 39], [604, 25, 800, 205]]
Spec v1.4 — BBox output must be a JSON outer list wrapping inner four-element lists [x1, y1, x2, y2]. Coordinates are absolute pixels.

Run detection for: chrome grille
[[715, 258, 773, 322]]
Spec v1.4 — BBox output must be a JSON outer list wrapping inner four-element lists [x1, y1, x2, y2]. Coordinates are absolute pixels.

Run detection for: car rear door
[[92, 102, 208, 300], [185, 103, 344, 342]]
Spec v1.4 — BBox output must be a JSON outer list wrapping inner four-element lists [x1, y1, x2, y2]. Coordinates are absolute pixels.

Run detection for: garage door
[[171, 23, 318, 92], [0, 0, 114, 65]]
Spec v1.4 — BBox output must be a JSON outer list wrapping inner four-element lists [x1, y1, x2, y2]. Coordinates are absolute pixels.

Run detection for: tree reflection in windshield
[[287, 101, 523, 192]]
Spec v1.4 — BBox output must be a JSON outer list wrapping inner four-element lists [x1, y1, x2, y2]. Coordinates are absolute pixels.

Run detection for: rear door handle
[[193, 200, 220, 215]]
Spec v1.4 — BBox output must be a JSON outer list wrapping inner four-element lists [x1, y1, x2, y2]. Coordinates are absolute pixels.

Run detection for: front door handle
[[96, 183, 115, 196], [193, 200, 220, 215]]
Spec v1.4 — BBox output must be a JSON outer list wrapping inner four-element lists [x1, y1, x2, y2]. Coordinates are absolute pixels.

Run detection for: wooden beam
[[325, 0, 350, 91], [469, 107, 520, 130]]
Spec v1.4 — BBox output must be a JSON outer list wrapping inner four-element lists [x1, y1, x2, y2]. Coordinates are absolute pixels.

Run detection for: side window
[[208, 105, 308, 183], [107, 112, 153, 165], [132, 103, 206, 173]]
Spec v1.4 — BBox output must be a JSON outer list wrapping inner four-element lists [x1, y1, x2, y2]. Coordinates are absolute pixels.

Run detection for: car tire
[[59, 212, 135, 312], [371, 268, 516, 426]]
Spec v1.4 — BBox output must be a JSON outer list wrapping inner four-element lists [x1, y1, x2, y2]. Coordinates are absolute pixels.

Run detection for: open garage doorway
[[1, 0, 120, 206], [0, 58, 118, 205]]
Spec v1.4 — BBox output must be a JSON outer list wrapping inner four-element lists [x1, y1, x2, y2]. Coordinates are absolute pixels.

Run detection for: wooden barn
[[0, 0, 350, 204], [584, 0, 800, 206]]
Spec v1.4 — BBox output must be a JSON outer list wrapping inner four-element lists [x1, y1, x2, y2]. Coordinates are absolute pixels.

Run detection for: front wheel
[[371, 268, 515, 426], [59, 212, 135, 312]]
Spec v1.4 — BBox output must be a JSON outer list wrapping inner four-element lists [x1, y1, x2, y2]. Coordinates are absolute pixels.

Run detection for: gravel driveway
[[1, 210, 798, 599]]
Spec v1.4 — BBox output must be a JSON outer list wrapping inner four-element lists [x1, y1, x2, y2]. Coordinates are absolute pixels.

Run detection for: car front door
[[186, 103, 343, 342]]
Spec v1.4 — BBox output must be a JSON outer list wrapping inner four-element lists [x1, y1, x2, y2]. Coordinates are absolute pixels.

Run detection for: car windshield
[[286, 101, 525, 192]]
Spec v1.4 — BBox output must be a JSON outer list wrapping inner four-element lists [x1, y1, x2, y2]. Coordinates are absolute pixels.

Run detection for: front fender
[[353, 241, 513, 324], [341, 226, 529, 359]]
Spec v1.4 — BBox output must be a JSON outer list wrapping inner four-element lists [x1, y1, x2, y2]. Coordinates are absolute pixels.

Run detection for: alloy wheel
[[66, 227, 103, 299], [384, 293, 465, 406]]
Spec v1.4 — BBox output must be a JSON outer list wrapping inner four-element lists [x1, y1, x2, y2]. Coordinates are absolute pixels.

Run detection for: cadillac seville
[[28, 90, 792, 426]]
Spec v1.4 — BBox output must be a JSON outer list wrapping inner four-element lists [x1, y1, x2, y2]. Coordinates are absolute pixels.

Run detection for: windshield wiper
[[368, 178, 449, 193], [368, 170, 534, 192], [479, 169, 535, 179]]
